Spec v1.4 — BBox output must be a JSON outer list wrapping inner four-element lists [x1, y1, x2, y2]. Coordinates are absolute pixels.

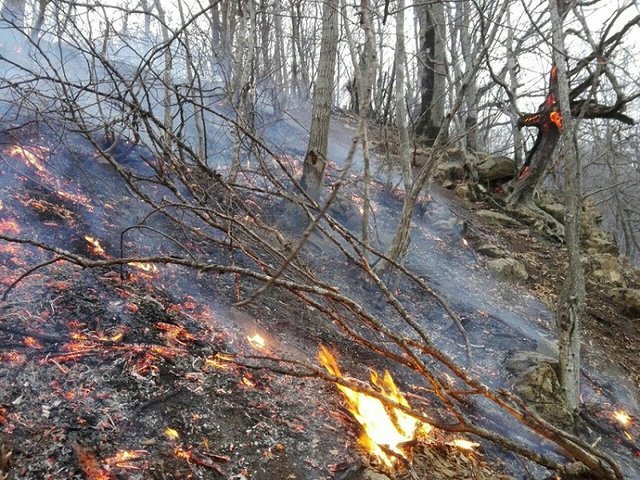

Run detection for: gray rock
[[488, 257, 528, 282], [506, 351, 558, 377], [514, 362, 574, 429], [610, 288, 640, 317], [474, 155, 516, 182], [476, 209, 520, 227], [477, 243, 508, 258]]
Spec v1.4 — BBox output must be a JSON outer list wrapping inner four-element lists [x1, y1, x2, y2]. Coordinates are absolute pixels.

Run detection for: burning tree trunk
[[506, 67, 563, 208], [506, 13, 637, 209]]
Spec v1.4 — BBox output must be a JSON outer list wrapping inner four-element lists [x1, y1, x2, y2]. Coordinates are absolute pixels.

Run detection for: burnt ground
[[0, 116, 638, 480]]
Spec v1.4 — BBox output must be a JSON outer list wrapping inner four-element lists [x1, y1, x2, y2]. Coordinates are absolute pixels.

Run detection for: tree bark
[[299, 0, 339, 201], [549, 0, 585, 413]]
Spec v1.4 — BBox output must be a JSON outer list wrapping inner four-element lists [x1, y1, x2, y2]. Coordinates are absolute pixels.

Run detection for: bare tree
[[549, 0, 585, 413], [299, 0, 339, 201], [414, 0, 446, 146]]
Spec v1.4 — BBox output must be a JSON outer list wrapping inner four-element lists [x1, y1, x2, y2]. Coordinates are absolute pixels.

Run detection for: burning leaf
[[318, 345, 431, 468], [164, 427, 180, 440]]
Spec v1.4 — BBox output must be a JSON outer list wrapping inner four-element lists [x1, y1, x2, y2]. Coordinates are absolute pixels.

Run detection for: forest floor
[[0, 115, 638, 480]]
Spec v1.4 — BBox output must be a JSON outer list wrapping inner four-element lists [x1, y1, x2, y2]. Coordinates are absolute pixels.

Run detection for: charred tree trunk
[[299, 0, 339, 201]]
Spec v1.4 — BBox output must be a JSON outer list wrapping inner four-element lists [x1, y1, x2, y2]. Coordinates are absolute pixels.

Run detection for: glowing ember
[[164, 427, 180, 440], [449, 439, 480, 450], [0, 219, 21, 235], [84, 236, 106, 256], [23, 336, 43, 349], [318, 345, 431, 468], [6, 145, 50, 173], [247, 333, 266, 349], [613, 410, 633, 428]]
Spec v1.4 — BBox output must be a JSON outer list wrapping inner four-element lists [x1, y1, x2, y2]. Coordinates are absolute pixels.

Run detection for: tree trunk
[[394, 0, 413, 191], [460, 1, 479, 152], [415, 0, 446, 146], [549, 0, 585, 413], [299, 0, 339, 201]]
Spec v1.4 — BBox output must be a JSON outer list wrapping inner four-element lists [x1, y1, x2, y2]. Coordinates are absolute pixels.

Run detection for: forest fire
[[318, 345, 430, 468]]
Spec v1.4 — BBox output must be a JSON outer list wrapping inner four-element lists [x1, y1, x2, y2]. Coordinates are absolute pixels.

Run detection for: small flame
[[247, 333, 266, 350], [164, 427, 180, 440], [449, 439, 480, 450], [613, 410, 633, 428], [318, 345, 431, 468], [549, 111, 563, 130], [103, 449, 148, 466], [84, 236, 106, 256], [130, 262, 159, 273]]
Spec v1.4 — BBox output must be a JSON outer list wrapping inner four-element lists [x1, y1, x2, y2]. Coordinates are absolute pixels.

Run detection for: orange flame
[[549, 111, 563, 130], [318, 345, 431, 468]]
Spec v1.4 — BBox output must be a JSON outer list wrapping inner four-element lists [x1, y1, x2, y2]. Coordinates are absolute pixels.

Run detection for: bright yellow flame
[[84, 236, 106, 256], [613, 410, 633, 428], [318, 345, 431, 468], [449, 439, 480, 450], [247, 333, 266, 349], [130, 262, 159, 272], [7, 145, 50, 172], [164, 427, 180, 440]]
